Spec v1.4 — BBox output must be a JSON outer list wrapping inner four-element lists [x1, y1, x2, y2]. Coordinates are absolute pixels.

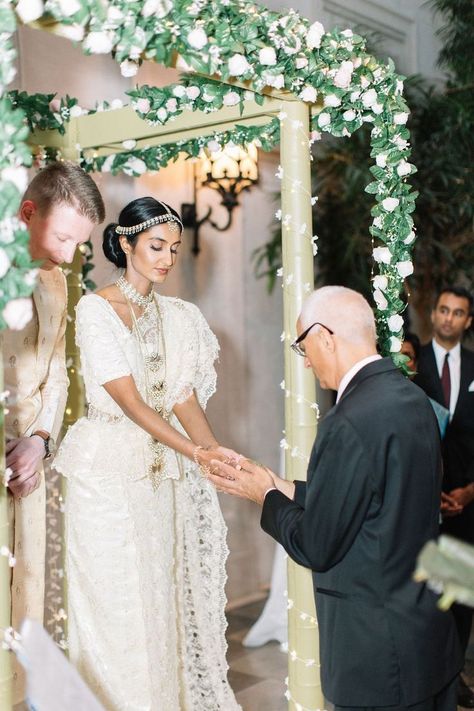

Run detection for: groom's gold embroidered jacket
[[1, 267, 69, 442]]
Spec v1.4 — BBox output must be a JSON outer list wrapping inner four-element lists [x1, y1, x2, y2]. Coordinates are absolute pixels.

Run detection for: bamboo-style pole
[[59, 249, 86, 648], [280, 100, 323, 711], [0, 359, 13, 711]]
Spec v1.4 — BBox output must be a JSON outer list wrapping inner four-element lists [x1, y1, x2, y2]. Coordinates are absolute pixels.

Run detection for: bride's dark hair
[[103, 196, 182, 268]]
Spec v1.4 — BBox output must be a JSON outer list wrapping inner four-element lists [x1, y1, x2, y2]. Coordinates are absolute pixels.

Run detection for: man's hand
[[447, 484, 474, 510], [6, 436, 44, 498], [208, 458, 277, 506], [440, 491, 463, 517], [8, 471, 41, 499]]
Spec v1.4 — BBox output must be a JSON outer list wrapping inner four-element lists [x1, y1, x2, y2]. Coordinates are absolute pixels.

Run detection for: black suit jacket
[[414, 342, 474, 542], [262, 358, 461, 707]]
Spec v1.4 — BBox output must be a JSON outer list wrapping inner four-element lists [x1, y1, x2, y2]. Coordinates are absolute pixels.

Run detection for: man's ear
[[20, 200, 36, 225], [465, 315, 472, 332], [321, 328, 335, 353]]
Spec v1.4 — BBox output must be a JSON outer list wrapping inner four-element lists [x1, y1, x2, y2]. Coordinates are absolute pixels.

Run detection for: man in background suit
[[414, 285, 474, 708], [210, 286, 461, 711], [1, 161, 105, 708]]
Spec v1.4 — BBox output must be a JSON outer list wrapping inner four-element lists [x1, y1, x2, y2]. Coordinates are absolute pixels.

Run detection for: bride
[[54, 196, 241, 711]]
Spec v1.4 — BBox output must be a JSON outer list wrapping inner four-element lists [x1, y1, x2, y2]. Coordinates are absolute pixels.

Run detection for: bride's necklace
[[115, 275, 154, 308]]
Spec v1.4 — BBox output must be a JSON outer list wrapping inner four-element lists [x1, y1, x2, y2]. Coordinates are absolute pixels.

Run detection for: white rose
[[372, 103, 383, 115], [0, 248, 10, 278], [396, 260, 414, 278], [141, 0, 172, 18], [166, 98, 178, 112], [404, 231, 416, 245], [228, 54, 251, 76], [300, 86, 317, 103], [15, 0, 44, 23], [307, 21, 325, 50], [265, 73, 284, 89], [387, 314, 404, 332], [55, 23, 85, 41], [134, 98, 151, 114], [125, 158, 147, 175], [394, 112, 409, 125], [295, 57, 308, 69], [202, 92, 214, 103], [259, 47, 277, 66], [324, 94, 341, 107], [120, 60, 139, 77], [58, 0, 81, 16], [110, 99, 123, 110], [83, 32, 114, 54], [122, 139, 137, 150], [185, 86, 200, 100], [350, 90, 361, 102], [390, 336, 402, 353], [376, 154, 387, 168], [101, 155, 116, 173], [173, 85, 186, 98], [187, 28, 208, 50], [223, 91, 241, 106], [396, 160, 411, 177], [343, 109, 356, 121], [318, 112, 331, 128], [361, 89, 377, 109], [1, 166, 28, 193], [334, 60, 354, 89], [69, 104, 83, 118], [373, 275, 388, 292], [3, 298, 33, 331], [360, 76, 370, 89], [107, 7, 124, 23], [157, 107, 168, 122], [382, 197, 400, 212], [373, 247, 392, 264], [373, 216, 383, 229], [373, 289, 388, 311]]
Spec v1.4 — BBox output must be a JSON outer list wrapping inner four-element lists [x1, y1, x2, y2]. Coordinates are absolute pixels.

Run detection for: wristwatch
[[31, 430, 55, 460]]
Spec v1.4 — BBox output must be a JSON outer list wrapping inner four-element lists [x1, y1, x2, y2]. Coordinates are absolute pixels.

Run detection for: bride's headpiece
[[115, 201, 183, 236]]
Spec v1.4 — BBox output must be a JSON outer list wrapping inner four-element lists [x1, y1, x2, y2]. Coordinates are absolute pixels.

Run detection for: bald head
[[300, 286, 377, 348]]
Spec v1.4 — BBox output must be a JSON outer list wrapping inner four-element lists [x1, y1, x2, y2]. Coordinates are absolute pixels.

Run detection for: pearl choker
[[116, 275, 154, 307]]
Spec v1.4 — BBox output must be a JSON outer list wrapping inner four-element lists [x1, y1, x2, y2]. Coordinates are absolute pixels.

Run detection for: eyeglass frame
[[290, 321, 335, 357]]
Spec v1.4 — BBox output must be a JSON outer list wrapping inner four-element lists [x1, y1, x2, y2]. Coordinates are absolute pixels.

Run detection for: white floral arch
[[0, 1, 417, 709]]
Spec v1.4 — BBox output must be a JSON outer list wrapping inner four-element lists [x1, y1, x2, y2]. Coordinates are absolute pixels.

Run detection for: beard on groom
[[209, 285, 462, 711]]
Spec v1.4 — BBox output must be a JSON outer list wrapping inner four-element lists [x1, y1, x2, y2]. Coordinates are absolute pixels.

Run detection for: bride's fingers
[[209, 459, 238, 480]]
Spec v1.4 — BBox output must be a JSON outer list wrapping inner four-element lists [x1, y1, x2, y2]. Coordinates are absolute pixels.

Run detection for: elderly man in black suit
[[209, 286, 461, 711], [414, 285, 474, 708]]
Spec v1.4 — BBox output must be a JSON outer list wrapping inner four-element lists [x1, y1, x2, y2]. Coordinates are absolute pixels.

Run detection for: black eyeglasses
[[290, 321, 335, 356]]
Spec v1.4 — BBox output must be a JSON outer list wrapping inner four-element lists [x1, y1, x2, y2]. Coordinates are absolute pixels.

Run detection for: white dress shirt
[[432, 339, 461, 417], [336, 354, 382, 403]]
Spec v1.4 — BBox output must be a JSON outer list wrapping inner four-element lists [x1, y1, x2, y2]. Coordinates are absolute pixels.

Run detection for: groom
[[210, 286, 462, 711], [2, 161, 104, 708]]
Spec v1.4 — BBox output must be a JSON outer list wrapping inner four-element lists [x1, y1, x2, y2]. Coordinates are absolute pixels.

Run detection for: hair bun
[[102, 222, 126, 268]]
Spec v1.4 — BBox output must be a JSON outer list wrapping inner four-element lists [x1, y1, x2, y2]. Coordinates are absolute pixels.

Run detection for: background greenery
[[254, 0, 474, 335]]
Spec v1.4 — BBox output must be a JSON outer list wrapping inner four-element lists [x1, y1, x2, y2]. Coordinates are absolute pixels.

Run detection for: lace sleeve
[[76, 295, 132, 386], [170, 301, 219, 409]]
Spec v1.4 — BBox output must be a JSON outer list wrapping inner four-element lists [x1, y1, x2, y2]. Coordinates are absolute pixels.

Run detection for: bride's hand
[[195, 446, 231, 475], [216, 446, 242, 464]]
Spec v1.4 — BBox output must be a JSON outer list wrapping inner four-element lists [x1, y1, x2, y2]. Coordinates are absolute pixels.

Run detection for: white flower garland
[[5, 0, 418, 359], [0, 1, 37, 330]]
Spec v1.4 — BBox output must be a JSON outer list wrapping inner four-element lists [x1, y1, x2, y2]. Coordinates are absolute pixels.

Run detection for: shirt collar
[[336, 354, 382, 403], [432, 338, 461, 362]]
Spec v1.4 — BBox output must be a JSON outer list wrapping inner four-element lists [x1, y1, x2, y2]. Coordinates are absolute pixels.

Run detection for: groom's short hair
[[23, 161, 105, 223]]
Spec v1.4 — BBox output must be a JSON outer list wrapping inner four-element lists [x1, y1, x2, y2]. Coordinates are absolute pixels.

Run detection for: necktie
[[441, 352, 451, 409]]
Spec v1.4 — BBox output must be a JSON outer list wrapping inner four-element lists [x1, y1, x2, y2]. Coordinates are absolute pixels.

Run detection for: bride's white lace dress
[[54, 293, 240, 711]]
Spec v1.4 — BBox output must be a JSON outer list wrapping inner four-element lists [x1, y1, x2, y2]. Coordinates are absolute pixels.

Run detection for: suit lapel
[[454, 347, 471, 417]]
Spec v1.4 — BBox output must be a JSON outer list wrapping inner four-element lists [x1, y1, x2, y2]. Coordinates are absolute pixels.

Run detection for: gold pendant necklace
[[125, 294, 169, 490]]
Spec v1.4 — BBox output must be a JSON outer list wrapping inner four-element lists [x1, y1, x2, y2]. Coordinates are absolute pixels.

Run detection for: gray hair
[[300, 286, 376, 346]]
